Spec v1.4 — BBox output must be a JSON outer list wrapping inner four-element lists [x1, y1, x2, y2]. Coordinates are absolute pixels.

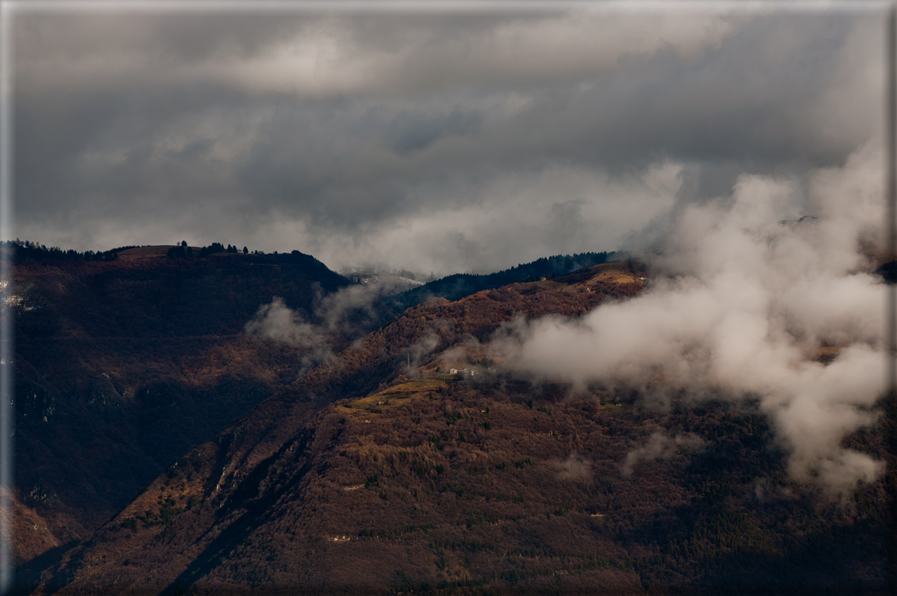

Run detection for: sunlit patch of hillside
[[336, 380, 449, 415]]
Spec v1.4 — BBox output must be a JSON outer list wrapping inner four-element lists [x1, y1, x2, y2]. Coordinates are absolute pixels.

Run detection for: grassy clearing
[[336, 379, 448, 415], [598, 403, 632, 413], [586, 266, 643, 286]]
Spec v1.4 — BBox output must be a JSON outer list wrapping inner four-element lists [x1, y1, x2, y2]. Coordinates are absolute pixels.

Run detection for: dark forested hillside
[[12, 248, 350, 571], [387, 251, 619, 312]]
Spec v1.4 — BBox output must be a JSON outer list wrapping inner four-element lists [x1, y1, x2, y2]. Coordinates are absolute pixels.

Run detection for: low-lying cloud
[[622, 432, 705, 478], [554, 450, 593, 484], [404, 332, 441, 375], [244, 279, 400, 371], [244, 297, 334, 373], [495, 142, 887, 494]]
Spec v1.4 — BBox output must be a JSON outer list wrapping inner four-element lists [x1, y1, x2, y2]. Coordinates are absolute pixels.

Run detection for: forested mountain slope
[[30, 261, 890, 596], [12, 248, 349, 566]]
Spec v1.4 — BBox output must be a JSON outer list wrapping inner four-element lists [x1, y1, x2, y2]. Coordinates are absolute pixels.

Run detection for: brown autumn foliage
[[25, 260, 891, 596], [38, 381, 890, 595]]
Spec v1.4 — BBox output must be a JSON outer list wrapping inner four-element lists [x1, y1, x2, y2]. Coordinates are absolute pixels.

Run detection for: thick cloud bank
[[495, 143, 887, 494], [13, 10, 883, 275]]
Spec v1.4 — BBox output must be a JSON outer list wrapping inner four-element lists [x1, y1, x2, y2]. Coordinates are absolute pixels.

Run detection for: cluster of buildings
[[448, 367, 477, 377]]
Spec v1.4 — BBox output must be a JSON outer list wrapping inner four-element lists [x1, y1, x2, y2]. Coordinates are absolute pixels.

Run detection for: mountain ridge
[[13, 245, 895, 595], [10, 245, 638, 583], [30, 260, 651, 595]]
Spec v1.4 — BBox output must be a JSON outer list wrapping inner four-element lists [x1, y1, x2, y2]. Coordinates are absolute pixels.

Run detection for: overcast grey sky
[[9, 4, 886, 274]]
